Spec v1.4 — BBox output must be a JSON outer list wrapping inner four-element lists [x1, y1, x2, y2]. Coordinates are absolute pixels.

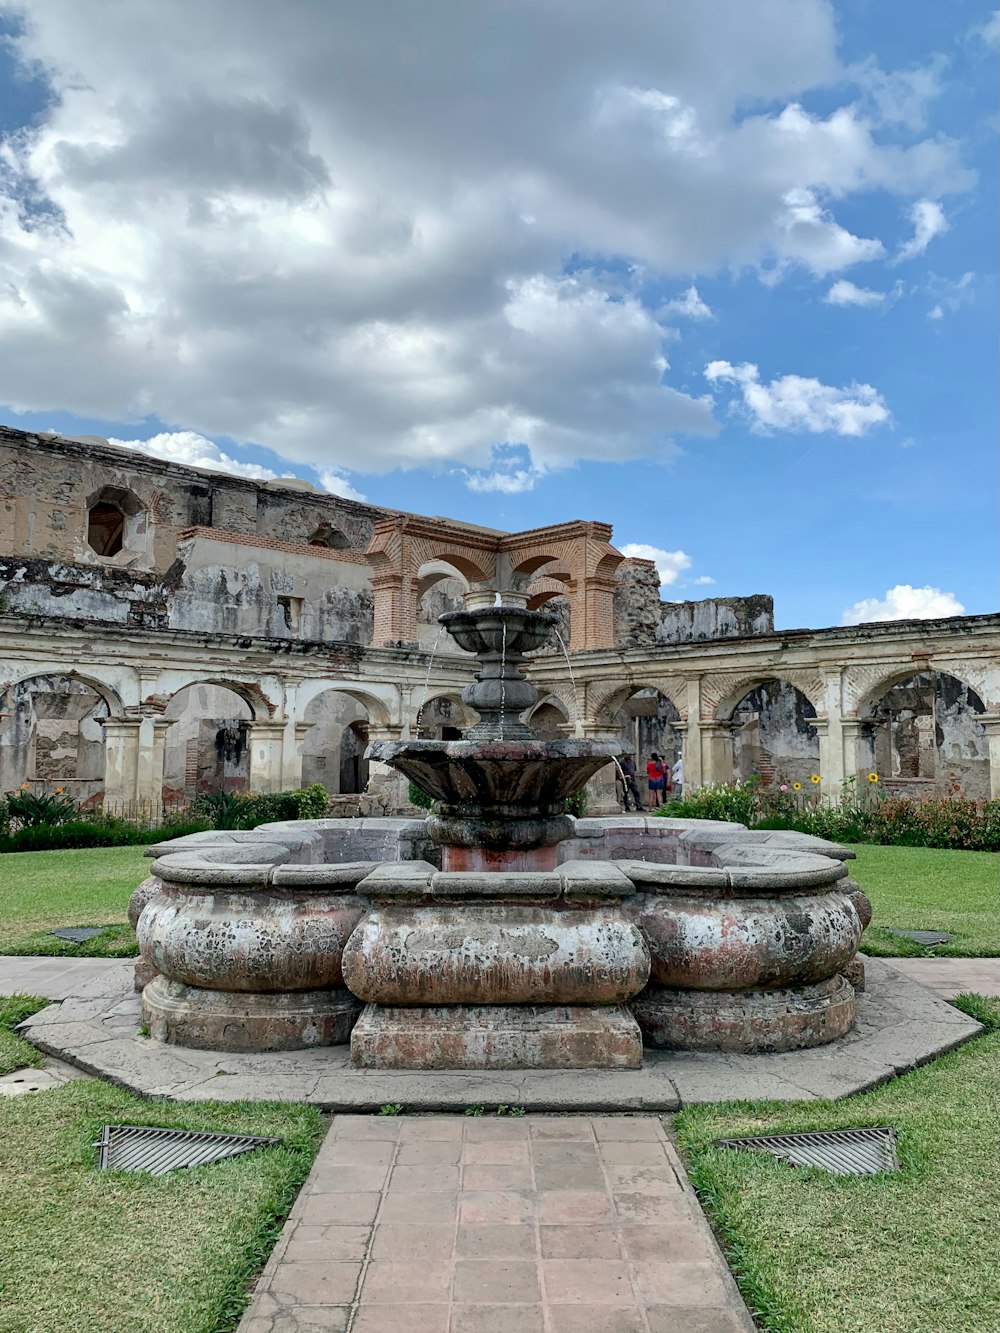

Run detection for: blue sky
[[0, 1, 995, 630]]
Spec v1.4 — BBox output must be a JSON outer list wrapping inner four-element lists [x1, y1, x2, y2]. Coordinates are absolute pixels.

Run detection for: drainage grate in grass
[[714, 1127, 900, 1176], [48, 927, 107, 943], [884, 927, 955, 946], [95, 1124, 281, 1176]]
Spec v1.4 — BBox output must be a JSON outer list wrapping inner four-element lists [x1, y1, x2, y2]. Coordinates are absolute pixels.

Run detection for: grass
[[0, 993, 48, 1076], [849, 844, 999, 957], [0, 1073, 323, 1333], [675, 994, 1000, 1333], [0, 845, 147, 956]]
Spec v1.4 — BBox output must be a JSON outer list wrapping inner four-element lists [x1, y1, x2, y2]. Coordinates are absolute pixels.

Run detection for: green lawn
[[676, 994, 1000, 1333], [0, 993, 48, 1077], [0, 1072, 323, 1333], [0, 846, 147, 956], [849, 845, 999, 957]]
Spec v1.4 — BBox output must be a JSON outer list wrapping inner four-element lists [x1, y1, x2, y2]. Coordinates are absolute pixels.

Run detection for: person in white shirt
[[670, 755, 683, 799]]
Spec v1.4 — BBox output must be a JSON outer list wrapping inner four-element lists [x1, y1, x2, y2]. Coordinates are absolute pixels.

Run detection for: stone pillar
[[699, 721, 734, 787], [136, 719, 171, 808], [842, 720, 876, 789], [283, 722, 310, 791], [366, 724, 408, 811], [102, 719, 142, 810], [248, 722, 287, 794], [683, 679, 702, 791], [671, 720, 688, 797], [818, 671, 845, 796], [981, 716, 1000, 799]]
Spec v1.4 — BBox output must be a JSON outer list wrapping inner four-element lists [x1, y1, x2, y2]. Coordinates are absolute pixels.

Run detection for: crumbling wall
[[613, 557, 774, 648], [0, 675, 107, 800], [871, 671, 989, 799], [731, 681, 819, 787]]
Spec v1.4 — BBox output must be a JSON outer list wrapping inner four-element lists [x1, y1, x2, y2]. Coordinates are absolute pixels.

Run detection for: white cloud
[[842, 584, 966, 625], [317, 469, 368, 502], [895, 199, 949, 263], [620, 543, 693, 588], [824, 279, 885, 307], [0, 3, 973, 478], [928, 304, 944, 320], [106, 430, 280, 480], [974, 10, 1000, 47], [661, 285, 714, 320], [705, 361, 890, 436], [690, 574, 716, 586], [849, 57, 944, 131], [926, 271, 976, 319], [464, 468, 539, 494]]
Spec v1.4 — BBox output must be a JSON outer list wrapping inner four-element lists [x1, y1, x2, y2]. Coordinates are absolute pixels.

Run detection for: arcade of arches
[[2, 427, 999, 812]]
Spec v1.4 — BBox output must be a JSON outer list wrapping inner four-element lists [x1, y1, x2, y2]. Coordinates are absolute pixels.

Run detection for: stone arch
[[527, 693, 571, 739], [161, 681, 256, 800], [307, 522, 351, 549], [709, 672, 824, 722], [300, 687, 377, 795], [725, 680, 820, 787], [862, 668, 989, 797], [0, 672, 114, 801], [851, 663, 986, 719], [590, 679, 687, 730], [85, 484, 149, 561], [296, 680, 395, 729], [415, 560, 470, 649], [415, 691, 476, 739], [5, 667, 127, 719]]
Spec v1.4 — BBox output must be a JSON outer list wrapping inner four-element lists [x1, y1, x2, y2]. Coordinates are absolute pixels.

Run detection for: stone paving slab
[[237, 1114, 757, 1333], [0, 956, 125, 999], [9, 957, 983, 1109], [885, 957, 1000, 999]]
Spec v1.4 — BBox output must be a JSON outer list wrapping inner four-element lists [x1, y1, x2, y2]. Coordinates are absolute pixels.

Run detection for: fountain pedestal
[[343, 861, 649, 1068]]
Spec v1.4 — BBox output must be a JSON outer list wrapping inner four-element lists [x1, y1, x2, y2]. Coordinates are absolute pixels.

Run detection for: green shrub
[[0, 821, 129, 852], [294, 782, 330, 820], [408, 781, 435, 811], [4, 788, 78, 828], [190, 783, 332, 830], [0, 797, 9, 839], [564, 789, 587, 818]]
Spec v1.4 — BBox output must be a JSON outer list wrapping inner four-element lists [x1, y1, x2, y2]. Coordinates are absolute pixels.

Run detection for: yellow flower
[[868, 772, 879, 783], [793, 781, 802, 791], [55, 787, 64, 794], [810, 774, 820, 784]]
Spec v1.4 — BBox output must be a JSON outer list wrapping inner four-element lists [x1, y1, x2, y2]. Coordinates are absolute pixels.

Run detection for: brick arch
[[849, 663, 988, 719], [705, 671, 824, 721], [161, 677, 277, 722], [4, 667, 127, 719], [589, 678, 688, 728]]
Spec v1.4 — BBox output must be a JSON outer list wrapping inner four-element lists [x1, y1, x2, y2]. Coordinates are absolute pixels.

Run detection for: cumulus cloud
[[317, 469, 368, 502], [926, 271, 976, 320], [690, 574, 716, 586], [895, 199, 949, 262], [661, 286, 714, 320], [0, 2, 973, 478], [824, 280, 886, 307], [842, 584, 966, 625], [620, 543, 693, 588], [704, 361, 891, 436], [974, 10, 1000, 47], [106, 430, 280, 480], [849, 57, 945, 131]]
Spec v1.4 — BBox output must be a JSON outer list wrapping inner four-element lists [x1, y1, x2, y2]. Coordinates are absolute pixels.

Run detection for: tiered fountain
[[135, 590, 870, 1070]]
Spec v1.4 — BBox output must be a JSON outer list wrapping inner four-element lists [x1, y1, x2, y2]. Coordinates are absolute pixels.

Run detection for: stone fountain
[[134, 590, 871, 1071]]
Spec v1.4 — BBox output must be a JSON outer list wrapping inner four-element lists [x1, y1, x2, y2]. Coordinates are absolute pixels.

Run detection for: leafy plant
[[378, 1103, 404, 1116], [464, 1103, 485, 1117], [4, 787, 79, 828], [408, 781, 435, 811], [564, 790, 587, 818]]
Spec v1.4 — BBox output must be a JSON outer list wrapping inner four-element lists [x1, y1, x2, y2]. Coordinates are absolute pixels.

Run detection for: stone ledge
[[15, 958, 982, 1111]]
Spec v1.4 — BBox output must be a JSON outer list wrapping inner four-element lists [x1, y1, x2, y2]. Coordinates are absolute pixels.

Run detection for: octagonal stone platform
[[15, 956, 980, 1110]]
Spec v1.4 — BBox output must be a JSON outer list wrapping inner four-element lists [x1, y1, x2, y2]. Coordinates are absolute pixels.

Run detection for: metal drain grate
[[715, 1127, 899, 1176], [49, 927, 106, 943], [95, 1125, 281, 1176], [885, 927, 955, 946]]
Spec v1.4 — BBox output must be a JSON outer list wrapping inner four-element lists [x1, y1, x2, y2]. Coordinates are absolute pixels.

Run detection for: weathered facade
[[2, 424, 999, 810]]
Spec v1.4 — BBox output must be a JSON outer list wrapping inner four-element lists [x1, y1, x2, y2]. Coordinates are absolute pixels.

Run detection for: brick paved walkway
[[239, 1114, 755, 1333], [883, 957, 1000, 999]]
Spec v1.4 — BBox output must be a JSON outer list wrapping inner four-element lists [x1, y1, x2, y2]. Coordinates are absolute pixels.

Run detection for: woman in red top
[[646, 752, 667, 807]]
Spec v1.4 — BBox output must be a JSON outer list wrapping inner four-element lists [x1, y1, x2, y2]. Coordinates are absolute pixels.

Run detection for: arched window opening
[[85, 485, 146, 560], [87, 502, 126, 556], [308, 523, 351, 549]]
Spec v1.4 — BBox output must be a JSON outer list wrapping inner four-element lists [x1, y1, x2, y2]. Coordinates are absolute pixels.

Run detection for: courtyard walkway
[[238, 1112, 755, 1333]]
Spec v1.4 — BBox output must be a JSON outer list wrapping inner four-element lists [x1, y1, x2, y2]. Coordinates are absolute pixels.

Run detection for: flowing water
[[553, 628, 582, 734], [499, 619, 507, 738], [413, 627, 445, 734]]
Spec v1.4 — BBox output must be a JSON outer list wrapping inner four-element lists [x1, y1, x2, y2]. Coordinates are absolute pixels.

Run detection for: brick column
[[371, 572, 417, 647]]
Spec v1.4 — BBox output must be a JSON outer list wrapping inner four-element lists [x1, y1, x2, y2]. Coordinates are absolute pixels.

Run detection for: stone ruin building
[[2, 423, 998, 813]]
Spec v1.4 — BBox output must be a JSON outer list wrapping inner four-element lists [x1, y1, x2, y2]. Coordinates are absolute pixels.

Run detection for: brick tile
[[620, 1225, 712, 1265], [282, 1225, 371, 1264], [352, 1306, 449, 1333], [456, 1223, 536, 1259], [359, 1259, 453, 1304], [633, 1262, 733, 1308], [399, 1118, 464, 1141], [459, 1191, 535, 1225], [612, 1194, 694, 1227], [296, 1193, 381, 1227], [449, 1306, 545, 1333], [267, 1261, 361, 1306], [541, 1258, 635, 1305], [529, 1118, 594, 1140], [453, 1259, 541, 1303], [463, 1119, 531, 1141], [598, 1141, 672, 1166], [547, 1308, 647, 1333], [530, 1141, 598, 1166], [537, 1191, 615, 1225], [307, 1165, 389, 1194], [463, 1140, 530, 1166], [378, 1192, 459, 1225], [323, 1140, 397, 1166], [331, 1116, 401, 1140], [369, 1224, 456, 1261], [646, 1308, 750, 1333], [254, 1308, 351, 1332], [603, 1165, 680, 1196], [397, 1141, 463, 1166], [389, 1164, 461, 1193], [533, 1163, 606, 1192], [590, 1117, 666, 1142], [539, 1225, 622, 1259], [461, 1163, 534, 1192]]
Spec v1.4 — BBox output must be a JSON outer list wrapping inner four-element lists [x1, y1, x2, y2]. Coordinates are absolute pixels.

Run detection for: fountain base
[[350, 1003, 643, 1070], [441, 844, 560, 872]]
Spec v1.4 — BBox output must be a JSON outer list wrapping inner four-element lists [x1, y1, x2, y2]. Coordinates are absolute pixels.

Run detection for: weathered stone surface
[[342, 904, 650, 1006], [138, 885, 365, 992], [634, 889, 863, 991], [633, 975, 856, 1054], [143, 976, 360, 1052], [843, 954, 866, 991], [127, 873, 162, 929], [350, 1003, 644, 1069]]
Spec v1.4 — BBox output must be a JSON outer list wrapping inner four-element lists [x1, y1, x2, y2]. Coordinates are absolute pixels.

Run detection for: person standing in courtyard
[[646, 751, 667, 807], [618, 752, 643, 811], [671, 753, 683, 801]]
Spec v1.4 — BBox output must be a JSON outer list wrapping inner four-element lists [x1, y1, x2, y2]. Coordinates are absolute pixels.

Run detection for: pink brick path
[[239, 1113, 755, 1333]]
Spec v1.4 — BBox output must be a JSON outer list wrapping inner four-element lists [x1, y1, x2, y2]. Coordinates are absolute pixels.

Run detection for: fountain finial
[[494, 590, 502, 607]]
